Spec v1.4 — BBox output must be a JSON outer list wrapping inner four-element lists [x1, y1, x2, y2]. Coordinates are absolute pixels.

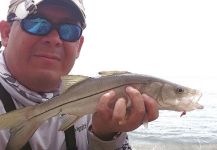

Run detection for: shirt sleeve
[[87, 130, 132, 150]]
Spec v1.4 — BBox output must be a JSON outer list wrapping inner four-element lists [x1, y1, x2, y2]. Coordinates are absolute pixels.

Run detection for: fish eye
[[176, 87, 184, 94]]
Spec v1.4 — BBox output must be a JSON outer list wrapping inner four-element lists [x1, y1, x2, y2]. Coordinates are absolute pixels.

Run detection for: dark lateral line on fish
[[30, 82, 145, 119]]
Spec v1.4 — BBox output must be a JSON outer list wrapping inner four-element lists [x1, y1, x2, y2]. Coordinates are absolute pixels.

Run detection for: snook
[[0, 71, 203, 149]]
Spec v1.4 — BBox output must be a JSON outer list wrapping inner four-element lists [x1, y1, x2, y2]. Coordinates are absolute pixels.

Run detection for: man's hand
[[91, 86, 159, 140]]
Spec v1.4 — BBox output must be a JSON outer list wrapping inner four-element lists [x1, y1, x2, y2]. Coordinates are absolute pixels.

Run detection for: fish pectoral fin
[[98, 71, 130, 76], [6, 117, 43, 150], [60, 75, 89, 94], [59, 114, 79, 131]]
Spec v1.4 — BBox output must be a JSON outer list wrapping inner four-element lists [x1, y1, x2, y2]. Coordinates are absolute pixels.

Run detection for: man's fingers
[[96, 91, 116, 120], [142, 93, 159, 121], [113, 97, 127, 125], [126, 86, 145, 112], [124, 86, 146, 130]]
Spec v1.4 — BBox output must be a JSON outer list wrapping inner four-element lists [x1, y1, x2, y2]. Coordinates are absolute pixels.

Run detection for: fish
[[0, 71, 203, 150]]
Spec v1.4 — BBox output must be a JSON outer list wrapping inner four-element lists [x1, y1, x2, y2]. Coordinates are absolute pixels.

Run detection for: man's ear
[[76, 35, 84, 58], [0, 21, 11, 47]]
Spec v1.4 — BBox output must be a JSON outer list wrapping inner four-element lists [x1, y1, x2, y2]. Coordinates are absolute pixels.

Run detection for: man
[[0, 0, 159, 149]]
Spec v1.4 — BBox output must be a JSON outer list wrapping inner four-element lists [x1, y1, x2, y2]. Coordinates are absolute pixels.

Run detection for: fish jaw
[[159, 90, 204, 112], [175, 90, 203, 112]]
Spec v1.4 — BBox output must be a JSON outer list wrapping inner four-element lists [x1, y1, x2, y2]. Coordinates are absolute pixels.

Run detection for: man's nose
[[41, 29, 63, 46]]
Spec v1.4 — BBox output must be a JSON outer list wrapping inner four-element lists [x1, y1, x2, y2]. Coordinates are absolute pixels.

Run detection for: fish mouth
[[181, 90, 204, 111], [192, 91, 204, 109], [175, 90, 203, 112]]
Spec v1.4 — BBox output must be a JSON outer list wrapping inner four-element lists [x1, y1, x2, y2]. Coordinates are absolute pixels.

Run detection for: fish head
[[159, 83, 203, 112]]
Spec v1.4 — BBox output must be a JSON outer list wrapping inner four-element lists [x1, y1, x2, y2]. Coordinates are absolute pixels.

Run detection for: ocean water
[[128, 92, 217, 150]]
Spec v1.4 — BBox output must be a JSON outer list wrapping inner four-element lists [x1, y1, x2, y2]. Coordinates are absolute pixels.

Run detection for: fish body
[[0, 71, 203, 149]]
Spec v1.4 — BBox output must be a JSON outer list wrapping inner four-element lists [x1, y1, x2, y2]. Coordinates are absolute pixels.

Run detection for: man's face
[[1, 3, 84, 92]]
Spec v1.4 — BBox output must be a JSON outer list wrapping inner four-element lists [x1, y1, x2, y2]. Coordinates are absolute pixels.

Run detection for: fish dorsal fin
[[98, 71, 130, 76], [60, 75, 89, 94]]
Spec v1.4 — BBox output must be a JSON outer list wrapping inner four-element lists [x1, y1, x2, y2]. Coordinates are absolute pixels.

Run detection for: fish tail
[[6, 116, 43, 150], [0, 106, 34, 129], [0, 106, 45, 149]]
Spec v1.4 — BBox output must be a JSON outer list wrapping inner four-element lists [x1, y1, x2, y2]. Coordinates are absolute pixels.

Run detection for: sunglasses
[[20, 15, 83, 42]]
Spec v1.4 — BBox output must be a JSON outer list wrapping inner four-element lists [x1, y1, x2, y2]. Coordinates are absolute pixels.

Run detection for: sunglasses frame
[[20, 15, 83, 42]]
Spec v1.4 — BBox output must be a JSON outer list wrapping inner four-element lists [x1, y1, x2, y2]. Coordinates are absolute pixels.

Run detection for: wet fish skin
[[0, 72, 203, 150]]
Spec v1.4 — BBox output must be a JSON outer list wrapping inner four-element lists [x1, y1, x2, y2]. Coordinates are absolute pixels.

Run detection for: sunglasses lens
[[21, 18, 51, 35], [21, 16, 82, 42], [59, 24, 82, 42]]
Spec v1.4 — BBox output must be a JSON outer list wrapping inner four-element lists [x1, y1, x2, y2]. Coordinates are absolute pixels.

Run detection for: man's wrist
[[89, 125, 121, 141]]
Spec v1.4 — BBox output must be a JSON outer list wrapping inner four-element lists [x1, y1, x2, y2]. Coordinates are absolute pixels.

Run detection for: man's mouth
[[34, 53, 61, 61]]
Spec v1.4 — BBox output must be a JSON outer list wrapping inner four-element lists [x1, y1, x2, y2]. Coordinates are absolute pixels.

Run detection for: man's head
[[0, 0, 86, 92]]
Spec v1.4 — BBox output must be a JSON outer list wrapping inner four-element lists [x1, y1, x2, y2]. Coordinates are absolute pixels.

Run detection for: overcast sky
[[1, 0, 217, 92]]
